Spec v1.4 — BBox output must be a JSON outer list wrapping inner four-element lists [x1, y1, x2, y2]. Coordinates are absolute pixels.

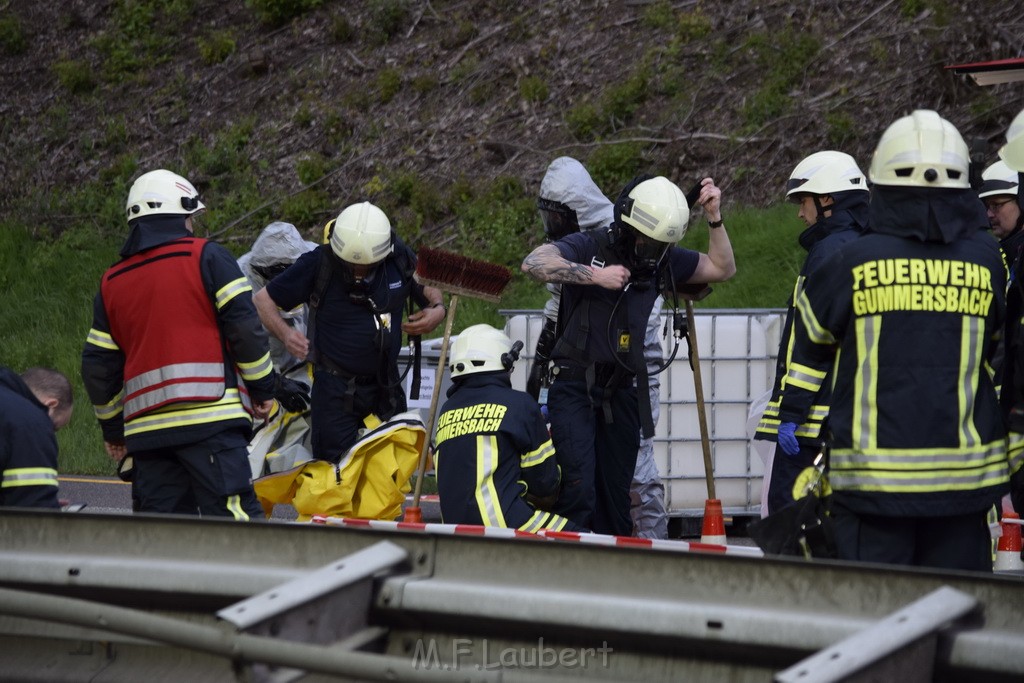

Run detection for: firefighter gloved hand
[[777, 422, 800, 457], [273, 376, 310, 413]]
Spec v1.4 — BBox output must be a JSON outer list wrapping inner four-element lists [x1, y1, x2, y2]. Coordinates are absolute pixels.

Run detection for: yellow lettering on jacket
[[435, 404, 508, 445], [850, 258, 993, 317]]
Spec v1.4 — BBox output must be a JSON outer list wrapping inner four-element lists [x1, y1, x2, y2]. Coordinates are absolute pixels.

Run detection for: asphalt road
[[57, 475, 442, 522]]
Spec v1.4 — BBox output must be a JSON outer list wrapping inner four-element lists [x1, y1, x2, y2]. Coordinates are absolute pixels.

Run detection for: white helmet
[[125, 169, 205, 221], [329, 201, 393, 265], [978, 160, 1019, 200], [999, 108, 1024, 172], [786, 151, 867, 199], [449, 324, 516, 379], [868, 110, 970, 189], [618, 176, 689, 243]]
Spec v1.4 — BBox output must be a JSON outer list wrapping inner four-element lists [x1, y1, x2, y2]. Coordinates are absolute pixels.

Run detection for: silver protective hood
[[539, 157, 614, 231]]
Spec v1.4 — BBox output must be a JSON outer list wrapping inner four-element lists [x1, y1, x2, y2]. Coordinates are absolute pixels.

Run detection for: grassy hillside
[[1, 0, 1018, 475]]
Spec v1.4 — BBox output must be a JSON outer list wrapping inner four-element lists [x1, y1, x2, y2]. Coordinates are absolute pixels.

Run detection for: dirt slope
[[1, 0, 1021, 239]]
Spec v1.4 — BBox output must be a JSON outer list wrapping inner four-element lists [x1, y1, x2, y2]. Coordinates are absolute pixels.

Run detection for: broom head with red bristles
[[414, 247, 513, 303]]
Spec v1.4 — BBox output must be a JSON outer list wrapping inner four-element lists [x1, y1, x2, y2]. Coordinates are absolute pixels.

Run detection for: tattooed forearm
[[522, 245, 594, 284]]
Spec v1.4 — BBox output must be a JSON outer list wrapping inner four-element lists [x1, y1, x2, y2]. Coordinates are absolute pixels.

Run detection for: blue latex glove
[[777, 422, 800, 456]]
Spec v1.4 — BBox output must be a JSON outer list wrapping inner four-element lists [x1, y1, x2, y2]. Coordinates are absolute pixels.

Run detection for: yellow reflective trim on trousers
[[473, 435, 505, 527], [93, 388, 125, 420], [85, 328, 119, 351], [125, 389, 250, 437], [2, 467, 59, 488], [215, 277, 252, 310], [225, 494, 250, 521], [853, 316, 880, 452], [957, 316, 983, 449], [795, 287, 835, 345], [237, 352, 274, 381], [521, 439, 555, 468]]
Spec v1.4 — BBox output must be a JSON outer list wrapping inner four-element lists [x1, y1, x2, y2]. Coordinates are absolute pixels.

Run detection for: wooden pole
[[685, 300, 716, 500]]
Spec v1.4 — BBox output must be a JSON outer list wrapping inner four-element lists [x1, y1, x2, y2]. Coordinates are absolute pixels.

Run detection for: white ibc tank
[[504, 309, 785, 515]]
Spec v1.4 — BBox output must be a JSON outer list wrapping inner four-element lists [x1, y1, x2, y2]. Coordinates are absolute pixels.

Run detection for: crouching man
[[434, 324, 583, 532]]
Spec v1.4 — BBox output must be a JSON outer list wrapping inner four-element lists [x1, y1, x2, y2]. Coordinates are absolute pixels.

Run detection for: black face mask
[[626, 229, 669, 287], [537, 198, 580, 241]]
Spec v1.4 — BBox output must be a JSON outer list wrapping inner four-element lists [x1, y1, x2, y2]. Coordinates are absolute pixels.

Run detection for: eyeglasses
[[985, 198, 1016, 212]]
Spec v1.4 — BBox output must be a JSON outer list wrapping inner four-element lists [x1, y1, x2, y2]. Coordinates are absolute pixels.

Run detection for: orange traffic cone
[[700, 498, 726, 545], [994, 511, 1023, 573]]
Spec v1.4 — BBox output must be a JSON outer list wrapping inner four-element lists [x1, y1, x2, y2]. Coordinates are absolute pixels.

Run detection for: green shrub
[[331, 15, 355, 43], [197, 30, 236, 65], [0, 14, 27, 55], [296, 153, 330, 185], [411, 74, 439, 95], [825, 110, 856, 147], [519, 75, 549, 104], [566, 101, 603, 141], [740, 27, 820, 130], [367, 0, 410, 44], [642, 0, 675, 30], [248, 0, 323, 26], [377, 68, 402, 104], [586, 142, 646, 193], [53, 59, 97, 94], [677, 10, 712, 42], [603, 70, 649, 124]]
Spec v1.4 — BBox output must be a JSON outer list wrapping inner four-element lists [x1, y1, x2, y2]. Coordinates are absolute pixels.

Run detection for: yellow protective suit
[[254, 412, 426, 521]]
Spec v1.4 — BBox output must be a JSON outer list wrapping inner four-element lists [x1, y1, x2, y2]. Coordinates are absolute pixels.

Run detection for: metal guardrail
[[1, 510, 1022, 682]]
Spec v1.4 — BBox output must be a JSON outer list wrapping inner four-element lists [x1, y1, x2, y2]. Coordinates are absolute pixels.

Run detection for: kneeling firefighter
[[434, 324, 583, 532]]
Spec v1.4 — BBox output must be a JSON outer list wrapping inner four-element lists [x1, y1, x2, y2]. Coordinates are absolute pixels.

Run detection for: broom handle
[[411, 293, 459, 508], [686, 300, 716, 500]]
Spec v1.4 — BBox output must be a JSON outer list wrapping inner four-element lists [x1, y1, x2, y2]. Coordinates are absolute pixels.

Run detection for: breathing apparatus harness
[[307, 246, 422, 411]]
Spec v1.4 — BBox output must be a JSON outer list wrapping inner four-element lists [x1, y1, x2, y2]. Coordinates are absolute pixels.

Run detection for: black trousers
[[830, 499, 992, 572], [132, 428, 262, 519]]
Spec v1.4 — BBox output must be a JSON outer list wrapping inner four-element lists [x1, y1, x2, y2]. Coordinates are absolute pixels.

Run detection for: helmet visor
[[537, 198, 579, 241]]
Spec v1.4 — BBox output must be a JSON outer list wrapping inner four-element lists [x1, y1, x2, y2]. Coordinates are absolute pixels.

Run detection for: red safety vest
[[101, 238, 229, 420]]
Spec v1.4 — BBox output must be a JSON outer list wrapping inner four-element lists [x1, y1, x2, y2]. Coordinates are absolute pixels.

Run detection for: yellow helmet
[[999, 108, 1024, 172], [868, 110, 970, 189], [328, 202, 393, 265]]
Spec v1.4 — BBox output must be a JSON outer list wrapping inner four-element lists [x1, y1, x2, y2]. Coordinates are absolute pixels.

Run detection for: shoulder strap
[[307, 247, 336, 363]]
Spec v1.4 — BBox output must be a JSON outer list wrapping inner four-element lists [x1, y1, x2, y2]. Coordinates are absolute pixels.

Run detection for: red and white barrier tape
[[310, 516, 763, 558]]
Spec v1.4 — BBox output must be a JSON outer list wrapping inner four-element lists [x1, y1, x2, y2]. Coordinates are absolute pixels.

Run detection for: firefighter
[[82, 169, 309, 518], [253, 201, 446, 462], [755, 151, 869, 514], [996, 107, 1024, 518], [0, 367, 72, 509], [531, 157, 670, 539], [522, 175, 736, 535], [776, 110, 1011, 571], [979, 160, 1024, 278], [435, 324, 581, 532]]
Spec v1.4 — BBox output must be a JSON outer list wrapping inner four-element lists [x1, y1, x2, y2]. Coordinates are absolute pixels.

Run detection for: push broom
[[403, 247, 513, 523]]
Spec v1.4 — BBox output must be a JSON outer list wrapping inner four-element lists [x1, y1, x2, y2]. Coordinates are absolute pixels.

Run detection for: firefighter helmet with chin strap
[[449, 324, 519, 379], [125, 169, 205, 221], [979, 160, 1020, 199], [786, 151, 867, 200], [613, 176, 689, 280], [1000, 108, 1024, 172], [868, 110, 970, 189], [329, 201, 393, 265]]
